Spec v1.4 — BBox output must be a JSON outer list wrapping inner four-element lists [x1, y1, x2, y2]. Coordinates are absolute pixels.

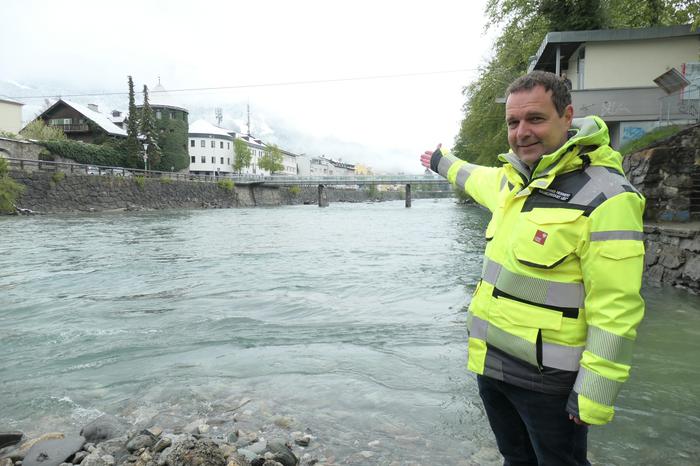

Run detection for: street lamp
[[142, 143, 149, 173]]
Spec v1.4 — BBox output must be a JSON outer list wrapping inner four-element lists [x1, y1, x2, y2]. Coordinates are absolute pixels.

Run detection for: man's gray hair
[[506, 71, 571, 116]]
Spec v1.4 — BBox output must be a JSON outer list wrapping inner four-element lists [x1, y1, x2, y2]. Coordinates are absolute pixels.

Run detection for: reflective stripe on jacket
[[432, 116, 645, 425]]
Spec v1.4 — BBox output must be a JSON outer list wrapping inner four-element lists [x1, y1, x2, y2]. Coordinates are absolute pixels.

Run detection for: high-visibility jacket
[[430, 116, 645, 425]]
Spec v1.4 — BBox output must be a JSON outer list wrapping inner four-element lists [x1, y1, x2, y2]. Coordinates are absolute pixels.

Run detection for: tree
[[233, 139, 252, 174], [258, 144, 284, 174], [125, 76, 142, 169], [140, 85, 161, 170], [0, 157, 25, 214], [19, 119, 67, 141]]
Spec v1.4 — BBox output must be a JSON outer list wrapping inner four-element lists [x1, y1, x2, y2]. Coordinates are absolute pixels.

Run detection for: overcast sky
[[1, 0, 498, 173]]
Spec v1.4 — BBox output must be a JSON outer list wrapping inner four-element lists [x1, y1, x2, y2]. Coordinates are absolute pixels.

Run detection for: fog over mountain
[[2, 78, 429, 174]]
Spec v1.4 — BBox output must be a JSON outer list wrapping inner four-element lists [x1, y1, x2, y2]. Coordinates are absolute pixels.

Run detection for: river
[[1, 199, 698, 465]]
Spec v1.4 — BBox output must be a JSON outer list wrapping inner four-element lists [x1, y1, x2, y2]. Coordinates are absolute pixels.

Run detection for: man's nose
[[516, 121, 532, 139]]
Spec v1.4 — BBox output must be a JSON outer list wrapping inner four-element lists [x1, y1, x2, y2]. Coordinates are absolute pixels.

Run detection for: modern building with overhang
[[528, 24, 700, 148]]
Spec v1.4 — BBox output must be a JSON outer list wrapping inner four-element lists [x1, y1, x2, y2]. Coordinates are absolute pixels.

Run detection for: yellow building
[[355, 163, 373, 175]]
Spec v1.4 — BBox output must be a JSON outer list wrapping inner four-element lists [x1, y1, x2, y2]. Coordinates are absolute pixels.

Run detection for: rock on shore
[[0, 412, 328, 466]]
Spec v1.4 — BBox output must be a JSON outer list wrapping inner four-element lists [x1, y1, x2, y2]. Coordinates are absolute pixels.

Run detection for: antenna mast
[[247, 103, 251, 136]]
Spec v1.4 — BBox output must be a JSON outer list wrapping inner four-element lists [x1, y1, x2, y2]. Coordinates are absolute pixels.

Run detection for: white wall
[[581, 36, 699, 89], [0, 102, 23, 134], [188, 136, 233, 174]]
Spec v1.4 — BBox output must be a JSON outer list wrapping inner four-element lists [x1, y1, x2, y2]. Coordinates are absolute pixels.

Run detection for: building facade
[[528, 24, 700, 147], [188, 119, 234, 175], [188, 122, 299, 176], [33, 99, 127, 143], [0, 97, 24, 135]]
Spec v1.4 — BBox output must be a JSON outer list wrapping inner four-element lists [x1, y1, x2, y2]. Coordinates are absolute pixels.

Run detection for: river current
[[1, 199, 699, 465]]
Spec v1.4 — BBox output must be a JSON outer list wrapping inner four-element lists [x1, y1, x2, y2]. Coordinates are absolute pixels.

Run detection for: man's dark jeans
[[477, 375, 591, 466]]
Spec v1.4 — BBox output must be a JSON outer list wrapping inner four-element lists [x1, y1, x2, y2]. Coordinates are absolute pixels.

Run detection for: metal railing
[[4, 157, 450, 186]]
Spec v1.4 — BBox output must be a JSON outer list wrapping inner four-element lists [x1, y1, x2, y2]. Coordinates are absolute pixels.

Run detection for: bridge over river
[[229, 174, 451, 206]]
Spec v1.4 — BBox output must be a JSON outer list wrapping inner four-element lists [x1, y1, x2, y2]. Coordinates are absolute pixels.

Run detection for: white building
[[0, 97, 24, 134], [188, 120, 300, 176], [188, 119, 234, 175], [308, 155, 355, 176]]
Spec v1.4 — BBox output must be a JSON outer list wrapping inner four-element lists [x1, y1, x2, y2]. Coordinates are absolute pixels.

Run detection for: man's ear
[[564, 104, 574, 126]]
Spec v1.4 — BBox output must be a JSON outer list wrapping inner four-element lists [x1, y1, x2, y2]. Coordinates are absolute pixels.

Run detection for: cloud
[[1, 0, 497, 173]]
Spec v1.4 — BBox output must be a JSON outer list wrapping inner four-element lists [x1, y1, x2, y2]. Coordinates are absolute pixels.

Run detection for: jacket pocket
[[598, 240, 645, 260], [488, 294, 564, 367], [513, 208, 584, 268]]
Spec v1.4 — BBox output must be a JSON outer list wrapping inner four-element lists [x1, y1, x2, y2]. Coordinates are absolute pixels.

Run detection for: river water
[[1, 199, 699, 465]]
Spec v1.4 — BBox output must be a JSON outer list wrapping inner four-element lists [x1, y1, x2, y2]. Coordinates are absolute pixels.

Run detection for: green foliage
[[233, 139, 252, 173], [604, 0, 699, 28], [0, 157, 25, 213], [51, 172, 65, 184], [159, 177, 173, 184], [38, 149, 54, 161], [368, 184, 378, 198], [125, 76, 142, 169], [134, 175, 146, 188], [140, 85, 162, 170], [217, 179, 235, 191], [38, 139, 126, 166], [288, 185, 301, 196], [618, 125, 683, 155], [153, 110, 189, 171], [0, 131, 19, 139], [259, 144, 284, 174], [455, 0, 698, 167], [19, 119, 67, 141]]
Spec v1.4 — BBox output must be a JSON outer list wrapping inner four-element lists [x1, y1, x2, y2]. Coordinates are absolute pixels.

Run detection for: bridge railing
[[3, 157, 450, 186]]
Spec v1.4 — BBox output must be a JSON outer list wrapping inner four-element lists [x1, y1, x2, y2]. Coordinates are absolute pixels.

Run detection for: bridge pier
[[318, 184, 329, 207], [405, 183, 411, 208]]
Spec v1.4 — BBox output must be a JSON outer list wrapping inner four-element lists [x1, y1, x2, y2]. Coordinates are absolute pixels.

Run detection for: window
[[201, 140, 205, 147], [220, 141, 224, 149], [220, 157, 224, 164], [201, 156, 206, 163], [211, 140, 215, 148], [191, 156, 195, 163], [227, 158, 230, 165], [190, 140, 195, 147], [227, 142, 230, 150], [170, 112, 175, 119], [156, 110, 161, 119], [211, 157, 215, 163]]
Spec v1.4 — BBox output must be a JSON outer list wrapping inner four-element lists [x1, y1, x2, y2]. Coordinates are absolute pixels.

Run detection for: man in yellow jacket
[[421, 70, 645, 465]]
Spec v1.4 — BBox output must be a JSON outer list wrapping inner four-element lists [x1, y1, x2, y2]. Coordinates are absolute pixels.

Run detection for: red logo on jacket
[[533, 229, 548, 245]]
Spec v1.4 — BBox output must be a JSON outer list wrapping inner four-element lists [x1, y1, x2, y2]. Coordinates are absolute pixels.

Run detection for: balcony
[[50, 123, 90, 133]]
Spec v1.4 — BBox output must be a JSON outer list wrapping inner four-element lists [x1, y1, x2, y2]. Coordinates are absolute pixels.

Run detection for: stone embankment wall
[[623, 124, 700, 293], [11, 171, 281, 213], [623, 124, 699, 222], [643, 223, 700, 293]]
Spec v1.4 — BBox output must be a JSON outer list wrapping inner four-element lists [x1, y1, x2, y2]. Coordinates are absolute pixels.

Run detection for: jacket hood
[[498, 115, 623, 180]]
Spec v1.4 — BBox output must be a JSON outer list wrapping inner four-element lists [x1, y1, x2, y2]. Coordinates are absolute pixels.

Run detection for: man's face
[[505, 85, 573, 167]]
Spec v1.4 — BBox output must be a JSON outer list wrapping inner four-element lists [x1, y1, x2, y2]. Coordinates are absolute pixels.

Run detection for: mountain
[[1, 79, 420, 174]]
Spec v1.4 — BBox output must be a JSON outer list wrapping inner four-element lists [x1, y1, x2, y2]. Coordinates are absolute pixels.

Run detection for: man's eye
[[507, 121, 518, 129], [531, 117, 544, 122]]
